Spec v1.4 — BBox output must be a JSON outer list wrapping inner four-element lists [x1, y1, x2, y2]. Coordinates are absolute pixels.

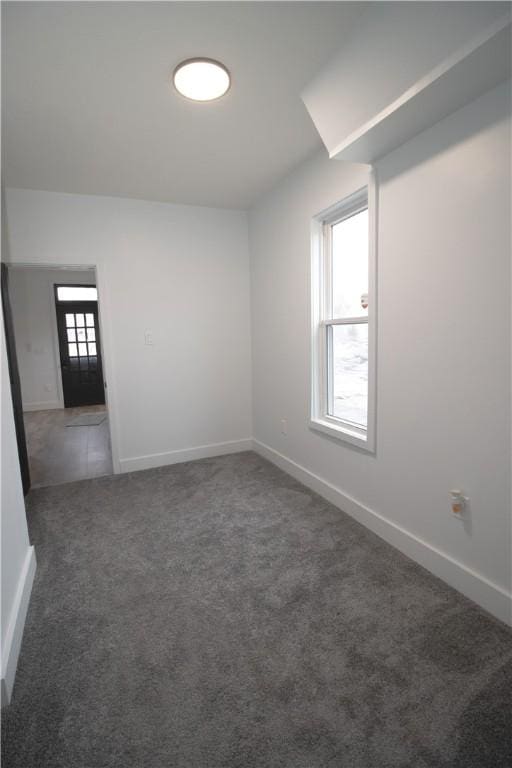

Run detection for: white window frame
[[310, 173, 377, 453]]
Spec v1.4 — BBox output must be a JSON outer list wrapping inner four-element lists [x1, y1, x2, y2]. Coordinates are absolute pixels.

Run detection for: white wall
[[9, 267, 95, 410], [249, 82, 511, 623], [5, 192, 252, 471], [1, 309, 36, 704]]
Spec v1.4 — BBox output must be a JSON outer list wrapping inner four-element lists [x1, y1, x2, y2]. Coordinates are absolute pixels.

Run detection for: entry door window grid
[[65, 312, 97, 359], [311, 184, 376, 452]]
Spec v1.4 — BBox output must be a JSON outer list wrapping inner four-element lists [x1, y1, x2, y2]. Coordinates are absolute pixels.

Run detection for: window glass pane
[[67, 328, 76, 342], [57, 286, 97, 302], [332, 208, 368, 318], [328, 323, 368, 428], [78, 342, 88, 357], [76, 328, 86, 341], [68, 343, 78, 357], [86, 313, 94, 327], [75, 313, 85, 327], [66, 313, 75, 328], [86, 327, 96, 341], [88, 342, 97, 356]]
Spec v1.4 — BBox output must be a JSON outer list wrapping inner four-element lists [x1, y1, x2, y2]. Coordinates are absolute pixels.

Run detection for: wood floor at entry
[[24, 405, 112, 488]]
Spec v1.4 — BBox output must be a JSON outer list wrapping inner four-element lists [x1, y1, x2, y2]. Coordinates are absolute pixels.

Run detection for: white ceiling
[[2, 1, 365, 209]]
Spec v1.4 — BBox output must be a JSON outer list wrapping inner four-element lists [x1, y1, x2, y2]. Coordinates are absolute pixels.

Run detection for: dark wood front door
[[55, 298, 106, 407]]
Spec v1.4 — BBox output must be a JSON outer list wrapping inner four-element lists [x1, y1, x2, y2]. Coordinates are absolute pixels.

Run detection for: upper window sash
[[322, 188, 369, 323]]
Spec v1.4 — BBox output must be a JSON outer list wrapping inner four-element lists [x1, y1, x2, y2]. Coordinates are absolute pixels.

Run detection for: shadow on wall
[[376, 82, 511, 183]]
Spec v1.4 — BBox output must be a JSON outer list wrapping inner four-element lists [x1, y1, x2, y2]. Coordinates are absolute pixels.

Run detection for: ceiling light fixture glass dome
[[173, 58, 230, 102]]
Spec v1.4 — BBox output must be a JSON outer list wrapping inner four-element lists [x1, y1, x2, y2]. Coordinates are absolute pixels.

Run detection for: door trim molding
[[1, 263, 31, 493]]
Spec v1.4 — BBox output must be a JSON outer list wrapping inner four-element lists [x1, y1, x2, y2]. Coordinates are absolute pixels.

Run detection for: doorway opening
[[6, 265, 113, 489]]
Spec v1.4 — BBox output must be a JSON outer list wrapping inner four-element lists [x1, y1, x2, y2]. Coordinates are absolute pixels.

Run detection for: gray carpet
[[2, 452, 511, 768]]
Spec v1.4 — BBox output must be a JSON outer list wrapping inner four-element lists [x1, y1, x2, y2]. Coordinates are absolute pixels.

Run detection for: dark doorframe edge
[[1, 262, 31, 495]]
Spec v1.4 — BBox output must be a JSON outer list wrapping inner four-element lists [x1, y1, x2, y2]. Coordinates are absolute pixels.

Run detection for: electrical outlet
[[450, 489, 467, 517], [280, 418, 287, 436]]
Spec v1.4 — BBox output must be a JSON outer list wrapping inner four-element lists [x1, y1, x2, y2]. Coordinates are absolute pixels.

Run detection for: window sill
[[309, 417, 374, 453]]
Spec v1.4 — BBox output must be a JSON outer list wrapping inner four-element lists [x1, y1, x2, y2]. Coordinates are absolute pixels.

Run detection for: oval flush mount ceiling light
[[173, 58, 230, 102]]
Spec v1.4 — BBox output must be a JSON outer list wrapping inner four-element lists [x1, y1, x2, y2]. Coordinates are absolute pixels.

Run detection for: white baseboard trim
[[253, 439, 512, 627], [1, 546, 36, 706], [23, 400, 61, 412], [119, 438, 253, 473]]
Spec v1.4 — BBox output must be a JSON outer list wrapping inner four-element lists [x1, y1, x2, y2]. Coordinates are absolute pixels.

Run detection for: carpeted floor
[[2, 451, 512, 767]]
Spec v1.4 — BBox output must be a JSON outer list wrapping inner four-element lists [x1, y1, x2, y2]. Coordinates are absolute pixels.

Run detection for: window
[[56, 285, 97, 302], [64, 311, 97, 358], [311, 182, 376, 451]]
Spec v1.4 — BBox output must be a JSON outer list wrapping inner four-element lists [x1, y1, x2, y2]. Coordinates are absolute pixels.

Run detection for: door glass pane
[[88, 342, 97, 356], [68, 342, 78, 357], [328, 323, 368, 428], [332, 208, 368, 318], [86, 327, 96, 342], [78, 342, 87, 357], [66, 313, 75, 327], [86, 313, 94, 326], [57, 286, 97, 302], [75, 313, 85, 327], [67, 328, 76, 342], [76, 328, 86, 341]]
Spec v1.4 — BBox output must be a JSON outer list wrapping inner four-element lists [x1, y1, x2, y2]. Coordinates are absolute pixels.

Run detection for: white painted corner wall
[[249, 81, 512, 625]]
